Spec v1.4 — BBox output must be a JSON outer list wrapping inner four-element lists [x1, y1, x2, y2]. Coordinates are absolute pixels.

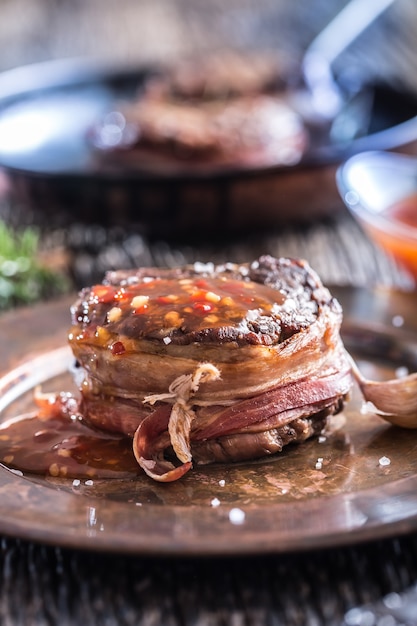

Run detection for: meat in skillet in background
[[91, 52, 308, 169]]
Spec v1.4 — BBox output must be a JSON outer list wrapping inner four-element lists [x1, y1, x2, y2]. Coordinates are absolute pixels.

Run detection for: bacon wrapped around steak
[[69, 256, 352, 482]]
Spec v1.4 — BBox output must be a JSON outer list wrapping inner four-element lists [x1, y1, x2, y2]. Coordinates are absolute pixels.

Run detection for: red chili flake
[[194, 279, 208, 289], [157, 296, 175, 304], [91, 285, 117, 303], [190, 290, 209, 302], [110, 341, 126, 355], [193, 302, 212, 313], [114, 288, 127, 301], [133, 304, 149, 315]]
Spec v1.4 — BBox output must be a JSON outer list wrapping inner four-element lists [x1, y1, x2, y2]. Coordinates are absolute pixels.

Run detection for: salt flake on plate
[[229, 508, 245, 525], [379, 456, 391, 467]]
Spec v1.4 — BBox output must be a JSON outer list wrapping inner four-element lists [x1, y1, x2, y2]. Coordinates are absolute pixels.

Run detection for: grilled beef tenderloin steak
[[93, 53, 306, 167], [69, 256, 352, 481], [114, 95, 306, 165]]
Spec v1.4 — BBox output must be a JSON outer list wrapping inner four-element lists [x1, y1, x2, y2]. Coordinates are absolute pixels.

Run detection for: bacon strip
[[192, 369, 352, 441], [132, 367, 351, 482], [132, 404, 193, 482]]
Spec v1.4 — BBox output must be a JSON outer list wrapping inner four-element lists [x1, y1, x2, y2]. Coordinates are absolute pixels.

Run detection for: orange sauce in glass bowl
[[363, 193, 417, 282]]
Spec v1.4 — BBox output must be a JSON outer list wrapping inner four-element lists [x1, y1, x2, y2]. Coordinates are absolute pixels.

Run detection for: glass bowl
[[337, 150, 417, 282]]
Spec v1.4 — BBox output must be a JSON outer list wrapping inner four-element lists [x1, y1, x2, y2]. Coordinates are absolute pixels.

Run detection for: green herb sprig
[[0, 221, 70, 311]]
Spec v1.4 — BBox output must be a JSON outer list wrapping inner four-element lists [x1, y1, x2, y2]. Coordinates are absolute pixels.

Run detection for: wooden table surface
[[1, 1, 417, 624]]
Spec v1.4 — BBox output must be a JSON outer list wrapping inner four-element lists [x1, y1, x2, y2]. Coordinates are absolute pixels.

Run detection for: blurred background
[[0, 0, 416, 309], [0, 0, 415, 83]]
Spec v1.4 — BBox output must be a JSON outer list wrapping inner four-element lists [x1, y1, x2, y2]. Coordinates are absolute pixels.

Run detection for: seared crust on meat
[[191, 410, 331, 465], [71, 256, 338, 347]]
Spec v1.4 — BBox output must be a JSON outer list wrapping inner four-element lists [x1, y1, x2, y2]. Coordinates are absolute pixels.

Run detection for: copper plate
[[1, 286, 417, 556]]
